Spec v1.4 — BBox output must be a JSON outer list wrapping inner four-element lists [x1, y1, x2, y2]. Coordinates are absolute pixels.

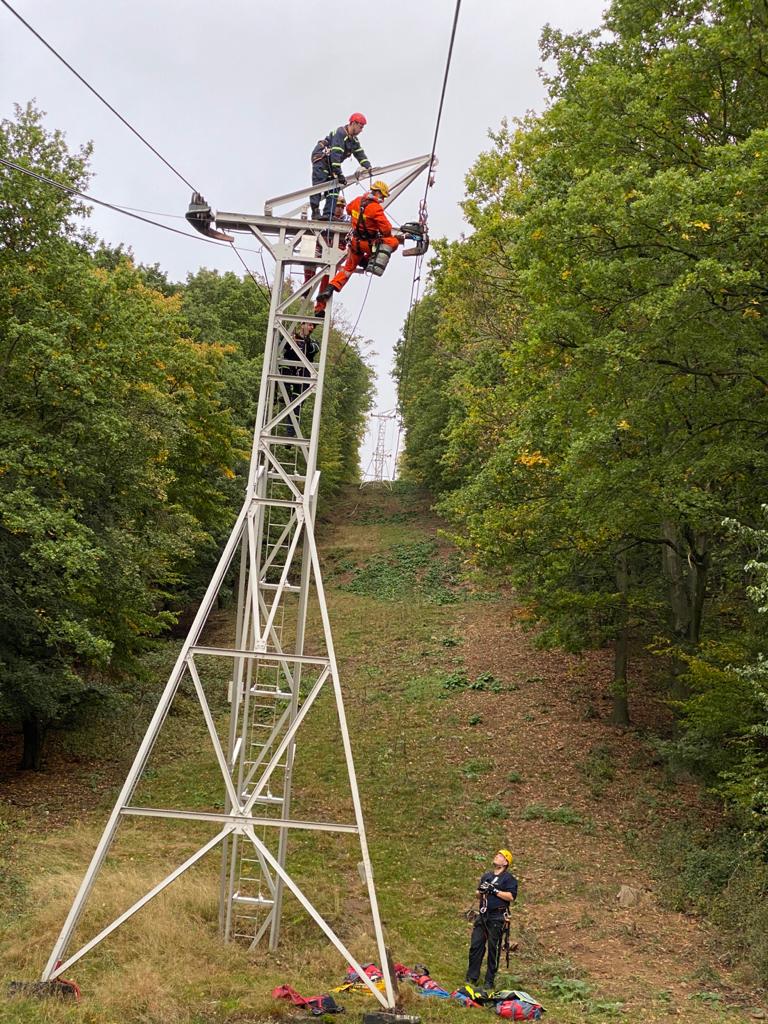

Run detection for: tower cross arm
[[263, 154, 435, 215]]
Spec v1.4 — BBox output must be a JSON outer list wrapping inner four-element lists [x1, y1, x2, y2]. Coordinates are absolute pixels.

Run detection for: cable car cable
[[0, 155, 265, 261], [0, 0, 199, 193], [397, 0, 461, 429]]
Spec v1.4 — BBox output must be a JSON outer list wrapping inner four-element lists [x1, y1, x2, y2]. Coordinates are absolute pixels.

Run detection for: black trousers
[[466, 914, 506, 987], [310, 161, 341, 218]]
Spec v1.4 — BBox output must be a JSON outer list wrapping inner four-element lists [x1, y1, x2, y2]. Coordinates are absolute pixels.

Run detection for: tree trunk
[[612, 549, 631, 727], [19, 715, 47, 771], [661, 521, 709, 699]]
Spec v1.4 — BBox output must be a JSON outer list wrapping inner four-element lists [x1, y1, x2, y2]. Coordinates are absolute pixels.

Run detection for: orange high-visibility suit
[[329, 193, 400, 292]]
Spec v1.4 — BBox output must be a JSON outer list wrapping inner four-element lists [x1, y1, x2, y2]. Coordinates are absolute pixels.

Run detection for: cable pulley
[[400, 221, 429, 258], [186, 192, 234, 242]]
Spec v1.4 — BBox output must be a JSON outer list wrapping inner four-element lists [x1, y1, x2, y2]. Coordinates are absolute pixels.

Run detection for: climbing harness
[[351, 195, 378, 241], [344, 195, 396, 278], [272, 984, 344, 1015]]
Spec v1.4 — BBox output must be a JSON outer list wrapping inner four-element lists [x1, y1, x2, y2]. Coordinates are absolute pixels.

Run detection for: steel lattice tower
[[369, 412, 399, 482], [42, 157, 433, 1007]]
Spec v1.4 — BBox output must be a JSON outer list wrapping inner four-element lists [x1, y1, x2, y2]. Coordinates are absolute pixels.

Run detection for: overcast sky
[[1, 0, 607, 477]]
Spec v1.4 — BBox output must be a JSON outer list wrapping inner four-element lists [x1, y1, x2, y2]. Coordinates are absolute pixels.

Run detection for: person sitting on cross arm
[[314, 180, 403, 314]]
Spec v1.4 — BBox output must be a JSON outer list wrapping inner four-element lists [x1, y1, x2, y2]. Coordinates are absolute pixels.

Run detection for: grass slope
[[0, 483, 763, 1024]]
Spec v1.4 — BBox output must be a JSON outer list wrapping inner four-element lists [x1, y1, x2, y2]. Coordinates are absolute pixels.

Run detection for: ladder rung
[[268, 373, 317, 384], [232, 894, 274, 906], [249, 496, 301, 508], [262, 436, 310, 448], [275, 313, 326, 324], [267, 472, 308, 484]]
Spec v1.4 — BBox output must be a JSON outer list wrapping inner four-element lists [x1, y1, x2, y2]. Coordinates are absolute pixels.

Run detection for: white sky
[[1, 0, 607, 478]]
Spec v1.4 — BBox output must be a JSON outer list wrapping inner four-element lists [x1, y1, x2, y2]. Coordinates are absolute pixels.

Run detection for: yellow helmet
[[497, 849, 513, 867], [371, 180, 390, 198]]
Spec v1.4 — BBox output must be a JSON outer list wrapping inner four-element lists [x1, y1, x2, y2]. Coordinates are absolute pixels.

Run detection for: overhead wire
[[0, 0, 198, 193], [421, 0, 462, 210], [0, 156, 271, 306], [395, 0, 462, 465], [0, 155, 208, 242], [114, 206, 188, 220], [0, 156, 260, 257], [0, 0, 272, 300]]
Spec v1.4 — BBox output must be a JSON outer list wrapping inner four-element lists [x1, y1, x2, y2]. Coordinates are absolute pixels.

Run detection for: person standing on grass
[[466, 848, 517, 989]]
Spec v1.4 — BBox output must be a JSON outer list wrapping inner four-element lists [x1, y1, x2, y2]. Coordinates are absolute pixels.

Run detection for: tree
[[395, 0, 768, 725], [0, 106, 243, 768]]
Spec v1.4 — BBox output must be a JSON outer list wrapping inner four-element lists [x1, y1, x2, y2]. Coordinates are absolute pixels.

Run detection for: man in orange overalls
[[314, 180, 403, 314]]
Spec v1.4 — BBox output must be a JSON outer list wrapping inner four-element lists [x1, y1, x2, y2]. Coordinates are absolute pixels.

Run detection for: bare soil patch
[[453, 599, 756, 1016]]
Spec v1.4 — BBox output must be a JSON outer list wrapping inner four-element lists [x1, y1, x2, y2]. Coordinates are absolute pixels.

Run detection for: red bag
[[495, 997, 543, 1020]]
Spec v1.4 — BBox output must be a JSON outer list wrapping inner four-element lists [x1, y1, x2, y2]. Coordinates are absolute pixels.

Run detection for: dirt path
[[456, 602, 746, 1016], [323, 483, 764, 1023]]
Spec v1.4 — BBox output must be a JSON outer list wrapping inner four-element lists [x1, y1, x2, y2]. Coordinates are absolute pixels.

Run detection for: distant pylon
[[367, 411, 399, 483]]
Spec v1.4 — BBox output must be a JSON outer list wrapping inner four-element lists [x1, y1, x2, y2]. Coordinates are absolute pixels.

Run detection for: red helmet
[[349, 112, 367, 126]]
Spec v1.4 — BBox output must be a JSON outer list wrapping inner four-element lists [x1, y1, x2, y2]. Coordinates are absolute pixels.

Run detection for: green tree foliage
[[394, 291, 458, 491], [318, 333, 374, 497], [674, 511, 768, 854], [0, 105, 244, 768], [394, 0, 768, 732]]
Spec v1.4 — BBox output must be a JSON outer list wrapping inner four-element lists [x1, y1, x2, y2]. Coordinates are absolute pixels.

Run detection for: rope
[[0, 0, 199, 192], [229, 243, 272, 306], [330, 275, 373, 371]]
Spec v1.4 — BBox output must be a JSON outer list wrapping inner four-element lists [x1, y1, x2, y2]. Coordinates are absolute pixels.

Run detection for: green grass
[[340, 539, 462, 605], [521, 804, 584, 825], [461, 758, 494, 780], [580, 744, 616, 798], [0, 484, 757, 1024]]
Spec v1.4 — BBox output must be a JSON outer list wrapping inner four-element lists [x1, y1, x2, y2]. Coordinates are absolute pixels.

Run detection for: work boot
[[314, 287, 334, 314], [310, 206, 320, 221]]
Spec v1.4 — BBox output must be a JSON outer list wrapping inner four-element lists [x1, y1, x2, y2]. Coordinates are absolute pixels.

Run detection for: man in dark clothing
[[310, 113, 372, 220], [466, 849, 518, 989], [279, 323, 319, 436]]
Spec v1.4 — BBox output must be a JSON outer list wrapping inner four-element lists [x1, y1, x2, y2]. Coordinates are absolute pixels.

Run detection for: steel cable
[[0, 155, 263, 261], [0, 0, 199, 192], [396, 0, 462, 450]]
